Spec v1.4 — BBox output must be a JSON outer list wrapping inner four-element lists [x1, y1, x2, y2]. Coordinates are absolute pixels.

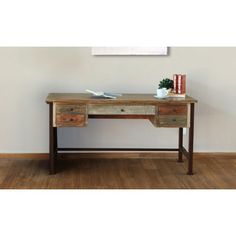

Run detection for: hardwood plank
[[1, 154, 236, 189]]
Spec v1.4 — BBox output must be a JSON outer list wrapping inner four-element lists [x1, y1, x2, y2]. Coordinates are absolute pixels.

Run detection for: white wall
[[0, 47, 236, 153]]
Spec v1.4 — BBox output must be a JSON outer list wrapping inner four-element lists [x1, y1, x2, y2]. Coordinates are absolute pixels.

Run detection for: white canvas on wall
[[92, 47, 168, 55]]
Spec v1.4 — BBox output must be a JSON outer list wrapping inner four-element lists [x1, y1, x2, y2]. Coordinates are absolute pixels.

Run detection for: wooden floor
[[0, 153, 236, 189]]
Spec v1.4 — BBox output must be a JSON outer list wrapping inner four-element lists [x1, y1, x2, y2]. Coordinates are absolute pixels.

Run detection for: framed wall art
[[91, 47, 168, 55]]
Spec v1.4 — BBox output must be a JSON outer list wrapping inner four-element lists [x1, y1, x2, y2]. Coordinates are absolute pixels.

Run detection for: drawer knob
[[121, 109, 125, 112], [70, 108, 74, 111], [70, 118, 74, 121], [172, 118, 177, 122]]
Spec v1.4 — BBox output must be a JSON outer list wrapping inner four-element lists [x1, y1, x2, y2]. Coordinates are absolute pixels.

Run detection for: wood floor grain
[[0, 153, 236, 189]]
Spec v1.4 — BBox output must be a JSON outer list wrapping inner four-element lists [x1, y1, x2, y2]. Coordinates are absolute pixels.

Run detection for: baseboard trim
[[0, 153, 49, 159], [0, 152, 236, 159]]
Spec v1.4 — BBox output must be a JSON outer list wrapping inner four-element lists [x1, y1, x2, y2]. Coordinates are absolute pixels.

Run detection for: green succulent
[[158, 78, 174, 89]]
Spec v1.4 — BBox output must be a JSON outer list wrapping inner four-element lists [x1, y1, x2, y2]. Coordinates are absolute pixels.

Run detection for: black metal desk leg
[[178, 128, 183, 162], [49, 103, 56, 174], [187, 103, 195, 175]]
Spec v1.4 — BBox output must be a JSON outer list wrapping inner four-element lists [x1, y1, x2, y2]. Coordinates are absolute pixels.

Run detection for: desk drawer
[[159, 115, 187, 127], [88, 105, 155, 115], [158, 105, 187, 115], [56, 114, 86, 127], [56, 104, 86, 114]]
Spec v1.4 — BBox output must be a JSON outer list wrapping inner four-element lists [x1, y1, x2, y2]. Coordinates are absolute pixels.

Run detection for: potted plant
[[158, 78, 174, 93]]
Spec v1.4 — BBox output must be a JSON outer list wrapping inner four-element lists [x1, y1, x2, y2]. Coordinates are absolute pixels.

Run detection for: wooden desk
[[46, 93, 197, 175]]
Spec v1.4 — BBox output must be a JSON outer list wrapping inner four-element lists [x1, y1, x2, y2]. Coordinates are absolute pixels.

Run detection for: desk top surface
[[46, 93, 197, 105]]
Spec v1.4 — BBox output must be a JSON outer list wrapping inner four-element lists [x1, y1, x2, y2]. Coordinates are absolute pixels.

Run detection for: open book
[[86, 90, 122, 99]]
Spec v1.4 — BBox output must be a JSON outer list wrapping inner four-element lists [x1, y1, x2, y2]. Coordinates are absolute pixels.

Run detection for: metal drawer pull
[[121, 109, 125, 112]]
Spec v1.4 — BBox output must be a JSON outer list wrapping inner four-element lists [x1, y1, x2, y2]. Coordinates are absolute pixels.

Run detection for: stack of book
[[169, 74, 186, 97]]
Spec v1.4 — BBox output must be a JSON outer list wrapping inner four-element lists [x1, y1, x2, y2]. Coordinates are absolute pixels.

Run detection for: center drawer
[[88, 105, 156, 115]]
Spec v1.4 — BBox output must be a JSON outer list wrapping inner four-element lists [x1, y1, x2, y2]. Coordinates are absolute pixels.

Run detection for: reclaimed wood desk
[[46, 93, 197, 175]]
